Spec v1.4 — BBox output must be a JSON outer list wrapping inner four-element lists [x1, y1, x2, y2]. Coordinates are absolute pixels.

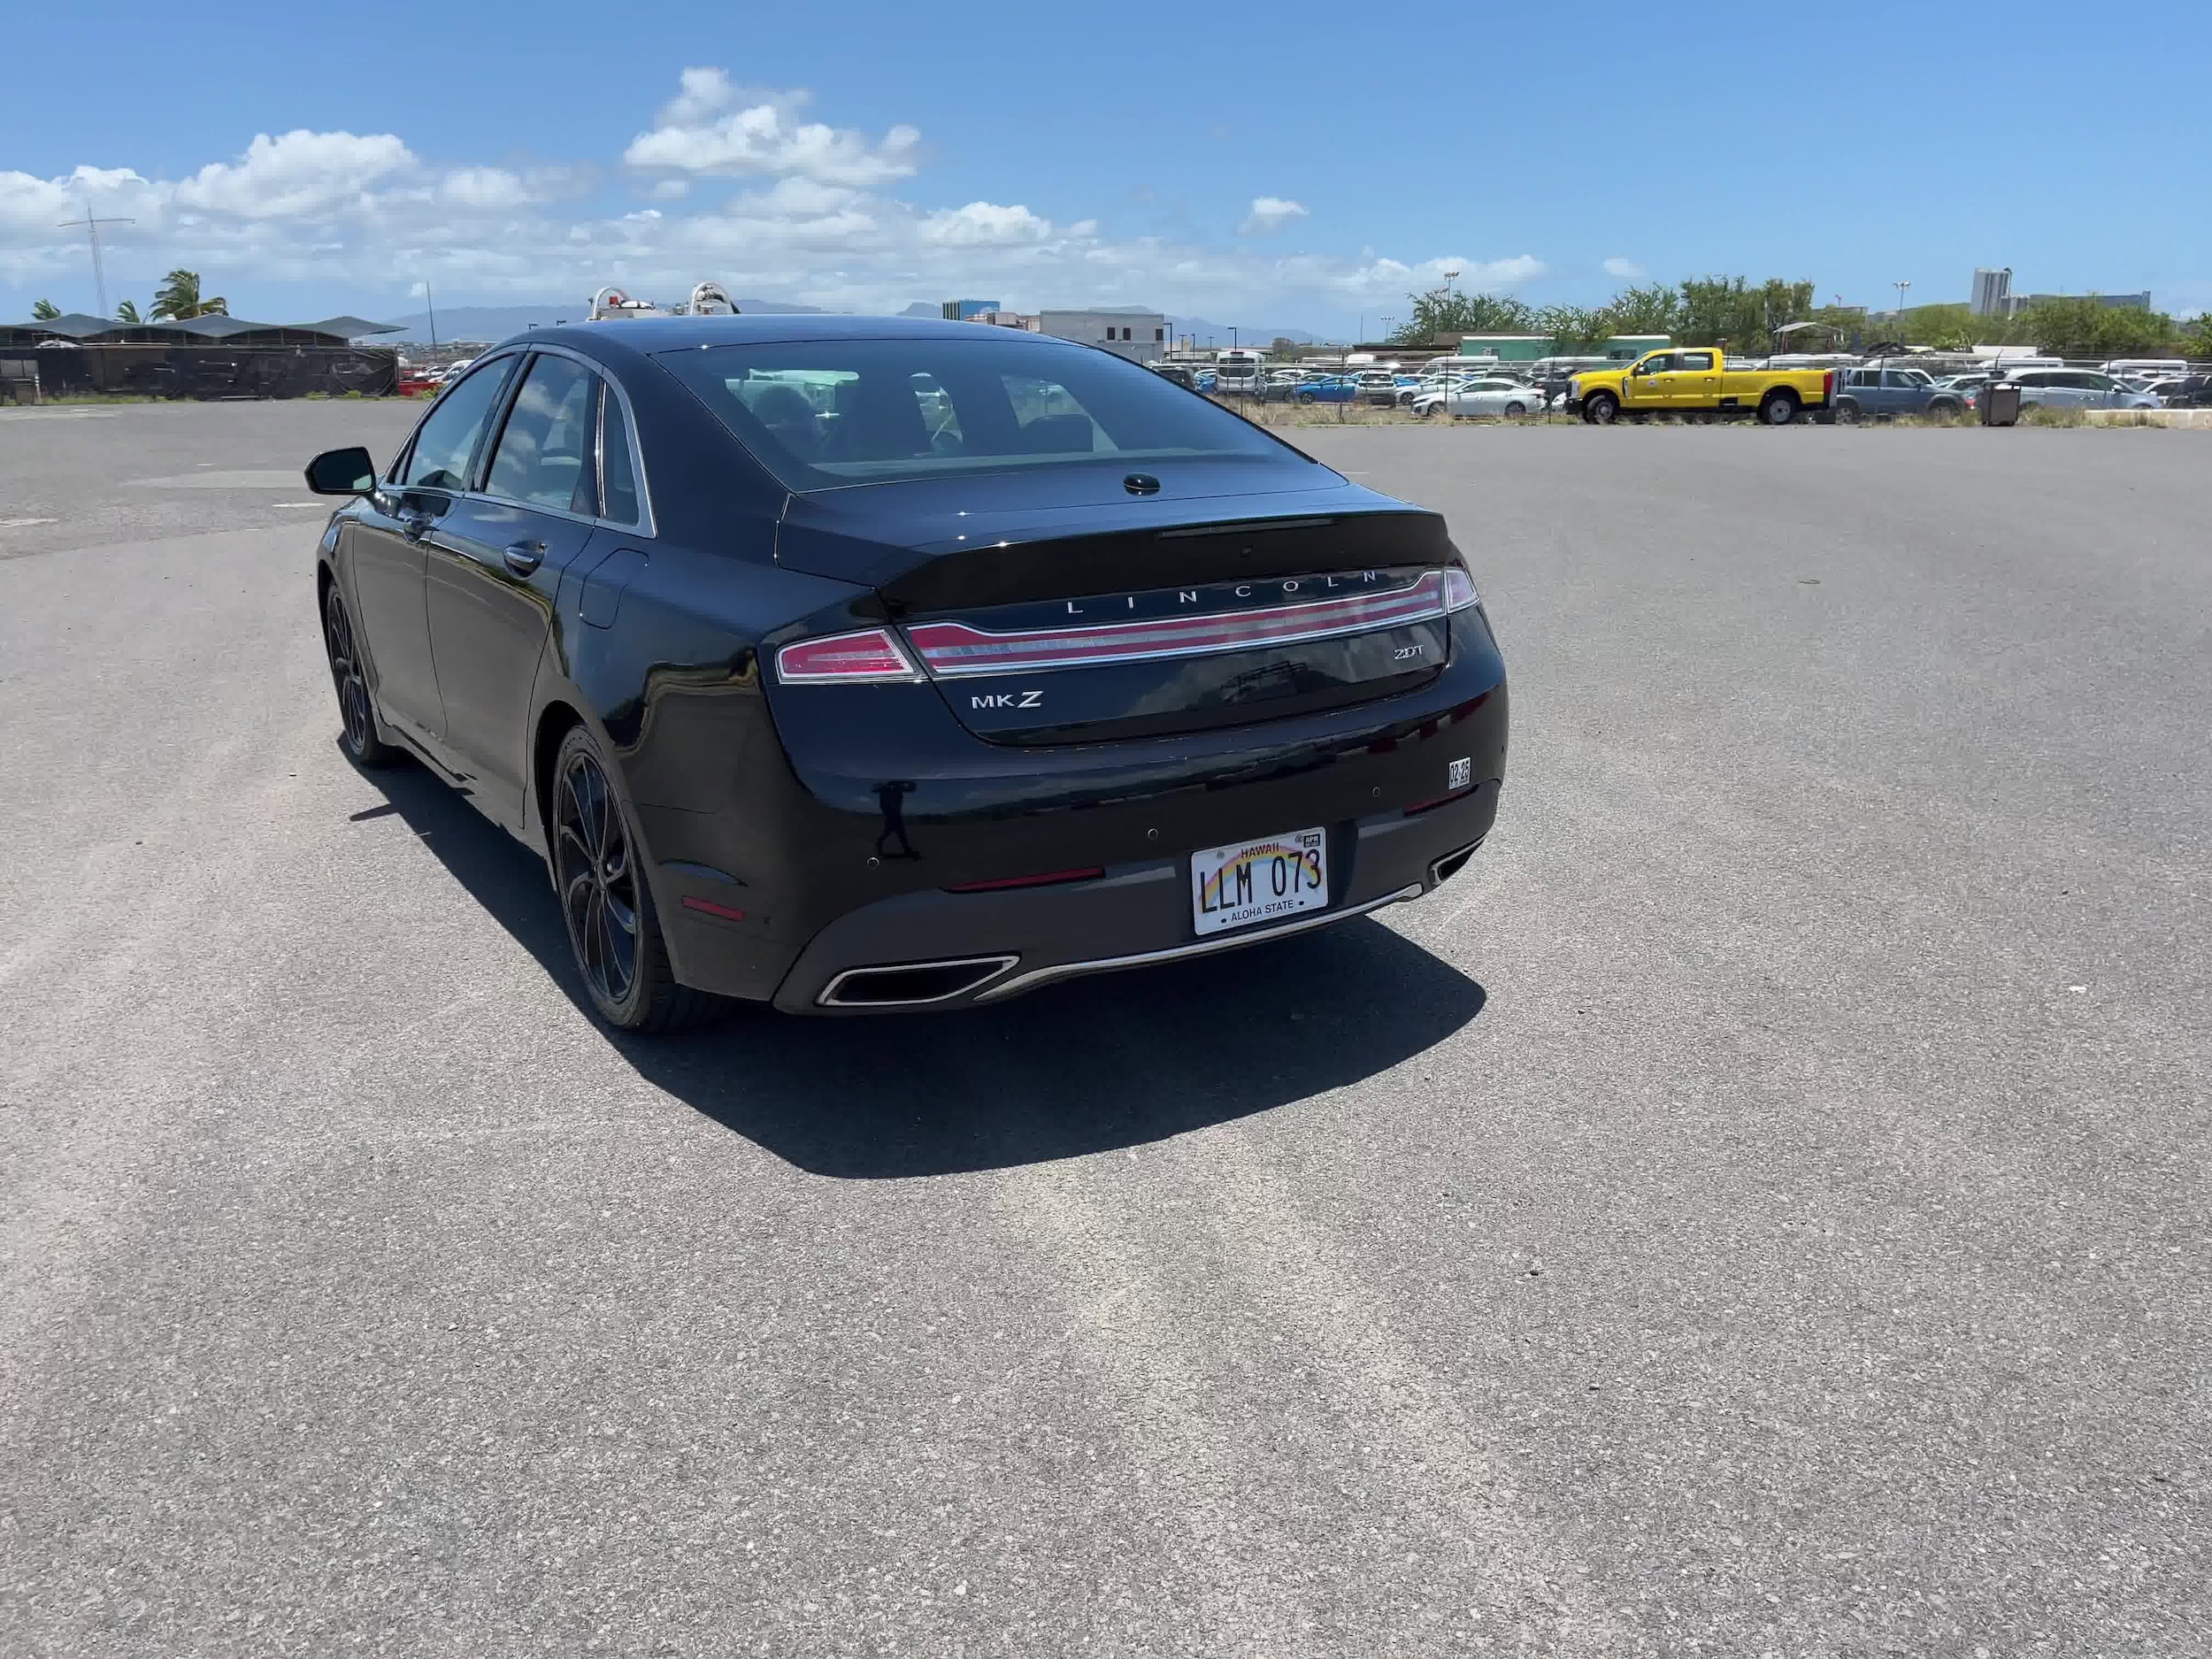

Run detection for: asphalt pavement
[[3, 402, 2207, 1655]]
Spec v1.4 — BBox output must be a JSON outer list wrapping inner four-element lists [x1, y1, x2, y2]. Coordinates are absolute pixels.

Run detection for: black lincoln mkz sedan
[[306, 317, 1508, 1028]]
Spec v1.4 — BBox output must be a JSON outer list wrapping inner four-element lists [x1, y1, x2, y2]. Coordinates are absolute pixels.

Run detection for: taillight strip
[[906, 572, 1449, 678]]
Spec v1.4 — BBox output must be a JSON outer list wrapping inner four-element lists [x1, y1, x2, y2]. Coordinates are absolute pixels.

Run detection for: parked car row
[[1150, 349, 2210, 421]]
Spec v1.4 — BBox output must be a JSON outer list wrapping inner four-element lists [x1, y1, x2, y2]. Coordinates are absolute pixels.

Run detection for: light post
[[1893, 279, 1910, 319]]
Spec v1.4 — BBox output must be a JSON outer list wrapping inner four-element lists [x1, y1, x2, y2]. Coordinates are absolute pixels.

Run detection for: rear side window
[[599, 386, 641, 526], [401, 358, 512, 490], [1678, 351, 1714, 371], [657, 337, 1285, 491], [486, 354, 600, 515]]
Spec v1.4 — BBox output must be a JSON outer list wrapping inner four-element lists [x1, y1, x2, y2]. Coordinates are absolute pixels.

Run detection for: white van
[[1211, 349, 1265, 395]]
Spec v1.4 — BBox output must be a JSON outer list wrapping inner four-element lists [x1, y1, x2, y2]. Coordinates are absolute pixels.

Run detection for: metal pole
[[58, 201, 134, 319], [426, 284, 439, 352]]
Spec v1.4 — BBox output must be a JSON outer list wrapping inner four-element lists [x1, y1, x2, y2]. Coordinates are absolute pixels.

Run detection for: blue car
[[1291, 374, 1359, 404]]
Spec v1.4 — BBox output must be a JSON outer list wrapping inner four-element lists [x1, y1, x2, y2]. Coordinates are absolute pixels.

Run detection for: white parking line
[[0, 517, 60, 527]]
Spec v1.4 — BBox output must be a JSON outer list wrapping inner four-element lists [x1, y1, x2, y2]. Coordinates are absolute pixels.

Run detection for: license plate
[[1191, 828, 1328, 936]]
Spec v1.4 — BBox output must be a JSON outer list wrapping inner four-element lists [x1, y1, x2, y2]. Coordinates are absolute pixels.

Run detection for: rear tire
[[1296, 391, 1317, 405], [1505, 401, 1527, 419], [1758, 389, 1799, 426], [549, 724, 715, 1033], [1929, 397, 1962, 419], [1585, 391, 1619, 425]]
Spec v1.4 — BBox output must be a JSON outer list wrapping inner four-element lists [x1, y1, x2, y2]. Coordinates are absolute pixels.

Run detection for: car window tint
[[487, 355, 600, 514], [600, 386, 641, 526], [1002, 373, 1117, 455], [402, 359, 512, 490], [911, 371, 964, 455], [660, 338, 1283, 491]]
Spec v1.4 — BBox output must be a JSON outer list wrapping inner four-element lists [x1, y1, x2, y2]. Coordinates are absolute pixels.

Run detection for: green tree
[[150, 269, 228, 321], [31, 297, 62, 320], [2013, 296, 2178, 359], [1672, 275, 1815, 353], [1535, 303, 1610, 352], [1599, 281, 1682, 338], [2186, 313, 2212, 361], [1394, 288, 1536, 343], [115, 299, 143, 325]]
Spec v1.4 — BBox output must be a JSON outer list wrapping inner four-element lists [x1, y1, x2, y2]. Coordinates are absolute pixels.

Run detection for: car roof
[[492, 312, 1096, 357]]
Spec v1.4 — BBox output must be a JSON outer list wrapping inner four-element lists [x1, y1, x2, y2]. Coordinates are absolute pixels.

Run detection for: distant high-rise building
[[1970, 267, 2012, 316], [941, 299, 1003, 321]]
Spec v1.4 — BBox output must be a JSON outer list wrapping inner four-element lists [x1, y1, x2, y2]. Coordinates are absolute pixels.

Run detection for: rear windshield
[[657, 338, 1286, 491]]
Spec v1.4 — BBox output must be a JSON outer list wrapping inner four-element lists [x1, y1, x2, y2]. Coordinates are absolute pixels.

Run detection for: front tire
[[1835, 396, 1861, 424], [322, 583, 396, 769], [1585, 391, 1619, 425], [550, 725, 711, 1033]]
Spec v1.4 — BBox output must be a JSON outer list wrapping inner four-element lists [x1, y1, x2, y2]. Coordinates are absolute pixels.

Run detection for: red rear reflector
[[681, 895, 748, 922], [774, 627, 923, 683], [1403, 787, 1475, 817], [945, 866, 1105, 893]]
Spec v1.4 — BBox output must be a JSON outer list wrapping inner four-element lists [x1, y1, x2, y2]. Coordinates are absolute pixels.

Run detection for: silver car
[[1412, 377, 1544, 419], [2008, 368, 2161, 411]]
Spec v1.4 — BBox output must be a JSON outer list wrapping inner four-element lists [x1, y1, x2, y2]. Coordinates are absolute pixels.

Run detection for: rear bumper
[[643, 622, 1509, 1010], [766, 780, 1498, 1012]]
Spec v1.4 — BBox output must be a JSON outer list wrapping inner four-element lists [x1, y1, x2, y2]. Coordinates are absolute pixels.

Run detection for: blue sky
[[5, 0, 2207, 334]]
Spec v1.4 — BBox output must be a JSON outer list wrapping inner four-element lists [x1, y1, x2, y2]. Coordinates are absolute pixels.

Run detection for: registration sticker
[[1191, 828, 1328, 936]]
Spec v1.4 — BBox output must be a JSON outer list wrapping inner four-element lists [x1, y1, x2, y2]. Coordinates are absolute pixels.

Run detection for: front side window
[[657, 337, 1288, 491], [486, 354, 601, 514], [401, 357, 514, 490]]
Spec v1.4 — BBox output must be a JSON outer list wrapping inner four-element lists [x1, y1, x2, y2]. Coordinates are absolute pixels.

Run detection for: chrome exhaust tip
[[817, 955, 1019, 1009]]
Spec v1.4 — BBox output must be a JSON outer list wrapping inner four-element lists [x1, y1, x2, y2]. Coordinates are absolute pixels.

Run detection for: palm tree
[[115, 299, 143, 325], [32, 298, 61, 320], [150, 270, 228, 321]]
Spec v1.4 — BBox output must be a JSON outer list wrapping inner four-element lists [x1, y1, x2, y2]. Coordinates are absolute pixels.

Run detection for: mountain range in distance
[[380, 300, 1317, 348]]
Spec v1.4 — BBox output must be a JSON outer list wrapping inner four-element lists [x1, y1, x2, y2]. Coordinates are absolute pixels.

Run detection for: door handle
[[502, 541, 545, 576]]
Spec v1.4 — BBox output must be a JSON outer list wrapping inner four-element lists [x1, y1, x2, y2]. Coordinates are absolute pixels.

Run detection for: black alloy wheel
[[323, 585, 393, 767], [557, 742, 641, 1012], [549, 725, 710, 1032]]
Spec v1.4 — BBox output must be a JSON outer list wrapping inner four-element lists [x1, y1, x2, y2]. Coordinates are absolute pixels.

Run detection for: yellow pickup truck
[[1569, 349, 1837, 426]]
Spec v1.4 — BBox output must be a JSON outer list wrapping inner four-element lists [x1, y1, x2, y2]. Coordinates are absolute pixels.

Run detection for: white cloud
[[441, 166, 531, 211], [175, 130, 413, 219], [1, 69, 1553, 331], [1240, 196, 1309, 235], [1603, 256, 1646, 280], [921, 201, 1053, 248], [624, 68, 921, 187]]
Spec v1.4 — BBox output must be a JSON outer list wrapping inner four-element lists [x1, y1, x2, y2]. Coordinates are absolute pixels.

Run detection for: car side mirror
[[304, 446, 377, 495]]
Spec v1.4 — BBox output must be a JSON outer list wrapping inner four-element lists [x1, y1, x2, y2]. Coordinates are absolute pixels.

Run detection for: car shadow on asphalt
[[364, 754, 1487, 1179]]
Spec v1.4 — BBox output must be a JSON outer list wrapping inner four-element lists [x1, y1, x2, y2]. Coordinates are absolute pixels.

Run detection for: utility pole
[[425, 283, 439, 352], [58, 200, 134, 319]]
